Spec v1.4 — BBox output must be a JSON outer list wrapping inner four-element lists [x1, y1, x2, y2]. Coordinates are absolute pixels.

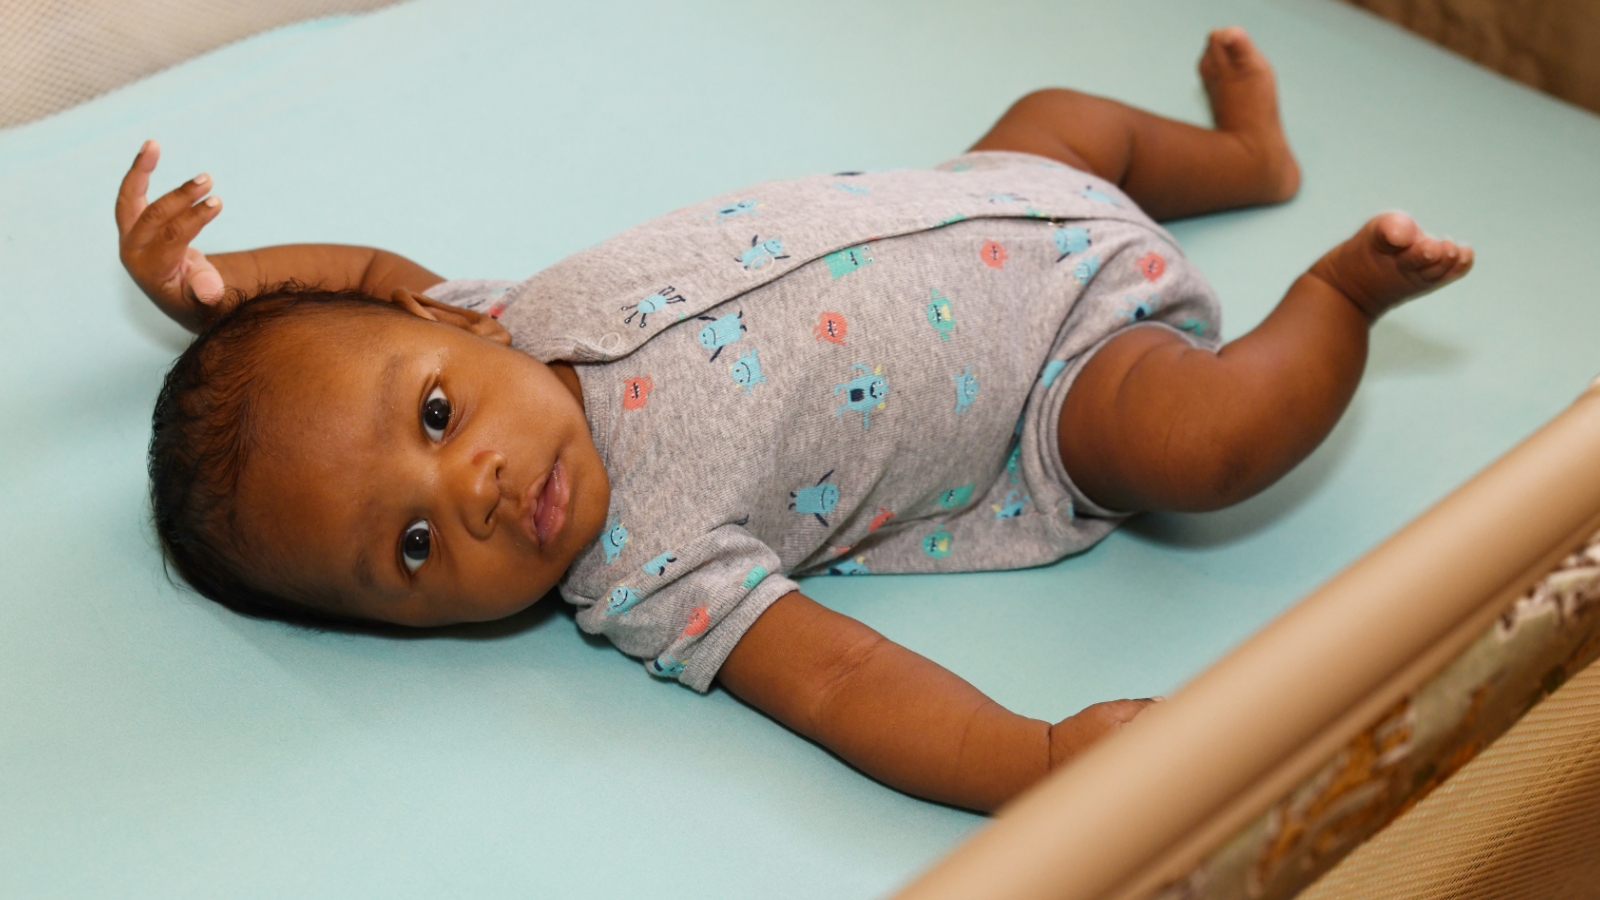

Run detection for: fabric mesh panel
[[0, 0, 401, 130], [1300, 655, 1600, 900]]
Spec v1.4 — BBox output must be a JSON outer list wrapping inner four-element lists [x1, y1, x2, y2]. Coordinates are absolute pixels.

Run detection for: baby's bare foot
[[1198, 26, 1300, 204], [1310, 212, 1475, 320]]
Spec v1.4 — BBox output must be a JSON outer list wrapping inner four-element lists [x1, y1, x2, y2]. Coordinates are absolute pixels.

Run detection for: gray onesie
[[426, 150, 1221, 691]]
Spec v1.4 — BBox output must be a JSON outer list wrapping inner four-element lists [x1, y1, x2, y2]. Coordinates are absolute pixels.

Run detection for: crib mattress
[[2, 1, 1598, 897]]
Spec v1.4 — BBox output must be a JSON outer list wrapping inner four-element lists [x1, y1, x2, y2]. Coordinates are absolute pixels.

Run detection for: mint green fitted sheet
[[2, 1, 1598, 897]]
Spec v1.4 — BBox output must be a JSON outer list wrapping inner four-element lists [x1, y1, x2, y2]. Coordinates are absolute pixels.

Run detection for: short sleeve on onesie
[[426, 150, 1221, 691]]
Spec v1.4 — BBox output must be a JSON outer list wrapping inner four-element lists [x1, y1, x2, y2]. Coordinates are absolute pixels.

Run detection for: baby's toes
[[1372, 212, 1420, 255]]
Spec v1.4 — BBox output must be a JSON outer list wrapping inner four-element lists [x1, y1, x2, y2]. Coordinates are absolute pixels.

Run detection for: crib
[[2, 1, 1597, 897]]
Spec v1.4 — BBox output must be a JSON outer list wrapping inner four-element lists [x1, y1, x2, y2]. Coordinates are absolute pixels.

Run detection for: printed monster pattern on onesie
[[426, 151, 1222, 692]]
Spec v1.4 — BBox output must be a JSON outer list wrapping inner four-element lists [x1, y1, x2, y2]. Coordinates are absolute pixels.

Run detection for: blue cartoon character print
[[621, 285, 686, 327], [605, 585, 642, 615], [1122, 294, 1160, 323], [697, 310, 746, 362], [828, 556, 869, 575], [1005, 443, 1021, 482], [1053, 226, 1090, 262], [835, 363, 888, 430], [926, 289, 955, 341], [710, 199, 761, 223], [1179, 318, 1208, 336], [953, 365, 979, 413], [823, 245, 874, 279], [742, 565, 768, 590], [649, 654, 686, 678], [790, 470, 840, 527], [1072, 255, 1101, 285], [992, 490, 1030, 519], [938, 484, 975, 509], [738, 235, 790, 271], [642, 551, 676, 576], [1081, 185, 1121, 206], [729, 347, 767, 394], [922, 526, 953, 559], [601, 517, 629, 563], [1040, 359, 1066, 388]]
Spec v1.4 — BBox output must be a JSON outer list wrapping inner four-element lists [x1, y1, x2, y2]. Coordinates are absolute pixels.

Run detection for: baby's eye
[[421, 386, 451, 441], [401, 519, 431, 573]]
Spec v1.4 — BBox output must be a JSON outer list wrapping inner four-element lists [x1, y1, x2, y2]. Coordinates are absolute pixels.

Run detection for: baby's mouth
[[523, 459, 569, 548]]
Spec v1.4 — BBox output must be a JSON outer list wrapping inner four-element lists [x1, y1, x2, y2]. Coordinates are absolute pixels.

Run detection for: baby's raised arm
[[718, 592, 1154, 812], [116, 141, 443, 333]]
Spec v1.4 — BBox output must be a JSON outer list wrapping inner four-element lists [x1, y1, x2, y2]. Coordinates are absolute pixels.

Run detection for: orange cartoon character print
[[622, 376, 654, 410], [1136, 251, 1166, 281], [980, 239, 1009, 269], [814, 310, 848, 345]]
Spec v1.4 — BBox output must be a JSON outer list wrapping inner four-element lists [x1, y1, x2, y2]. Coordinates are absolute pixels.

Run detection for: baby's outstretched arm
[[116, 141, 442, 333], [1062, 214, 1473, 513], [719, 592, 1154, 812]]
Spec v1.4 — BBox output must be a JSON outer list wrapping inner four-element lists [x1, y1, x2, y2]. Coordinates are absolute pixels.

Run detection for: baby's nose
[[462, 449, 506, 536]]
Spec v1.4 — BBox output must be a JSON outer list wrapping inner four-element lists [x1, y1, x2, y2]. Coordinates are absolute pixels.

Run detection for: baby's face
[[235, 307, 609, 626]]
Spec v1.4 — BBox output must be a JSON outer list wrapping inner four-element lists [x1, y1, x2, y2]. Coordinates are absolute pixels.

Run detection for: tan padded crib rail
[[0, 0, 401, 130], [890, 379, 1600, 900]]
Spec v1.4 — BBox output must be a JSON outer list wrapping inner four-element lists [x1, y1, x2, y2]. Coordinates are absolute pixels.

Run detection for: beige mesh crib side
[[0, 0, 402, 130], [892, 378, 1600, 900]]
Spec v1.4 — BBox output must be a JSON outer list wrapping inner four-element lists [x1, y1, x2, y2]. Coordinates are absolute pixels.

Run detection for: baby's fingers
[[124, 172, 215, 251], [113, 139, 159, 234]]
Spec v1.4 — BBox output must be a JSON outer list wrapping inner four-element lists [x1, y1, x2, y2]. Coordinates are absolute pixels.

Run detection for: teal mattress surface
[[4, 1, 1598, 897]]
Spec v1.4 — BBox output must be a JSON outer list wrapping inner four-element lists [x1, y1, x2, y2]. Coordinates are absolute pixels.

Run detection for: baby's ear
[[389, 288, 512, 346]]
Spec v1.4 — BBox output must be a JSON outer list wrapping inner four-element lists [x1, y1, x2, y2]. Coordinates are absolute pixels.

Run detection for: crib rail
[[891, 378, 1600, 900]]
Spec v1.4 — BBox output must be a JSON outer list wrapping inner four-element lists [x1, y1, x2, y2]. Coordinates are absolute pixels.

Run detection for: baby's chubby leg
[[971, 27, 1299, 221], [1060, 214, 1473, 513]]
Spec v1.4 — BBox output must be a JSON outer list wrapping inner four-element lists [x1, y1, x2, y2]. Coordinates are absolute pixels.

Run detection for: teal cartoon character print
[[742, 565, 768, 590], [1072, 255, 1101, 285], [992, 490, 1030, 519], [953, 365, 979, 413], [621, 285, 686, 327], [938, 484, 975, 509], [1081, 185, 1121, 206], [824, 245, 874, 279], [602, 517, 629, 563], [729, 347, 767, 394], [697, 310, 746, 362], [642, 551, 676, 576], [1180, 318, 1208, 336], [790, 470, 840, 527], [835, 363, 888, 430], [605, 585, 642, 615], [710, 199, 761, 223], [1122, 294, 1160, 323], [1006, 443, 1022, 483], [1053, 226, 1090, 262], [926, 289, 955, 340], [828, 556, 869, 575], [739, 235, 790, 271], [649, 654, 686, 678], [922, 526, 953, 558], [1040, 359, 1066, 388]]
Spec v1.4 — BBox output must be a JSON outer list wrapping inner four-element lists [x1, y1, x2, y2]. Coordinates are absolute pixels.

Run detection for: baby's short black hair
[[148, 285, 406, 626]]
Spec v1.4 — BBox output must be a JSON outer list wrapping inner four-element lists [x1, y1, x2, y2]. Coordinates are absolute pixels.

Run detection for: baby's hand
[[1049, 698, 1161, 770], [115, 140, 228, 331]]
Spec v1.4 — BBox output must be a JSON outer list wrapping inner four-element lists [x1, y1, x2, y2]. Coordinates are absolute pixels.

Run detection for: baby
[[123, 29, 1471, 813]]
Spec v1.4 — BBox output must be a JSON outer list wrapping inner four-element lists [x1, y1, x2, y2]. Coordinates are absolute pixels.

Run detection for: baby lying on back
[[124, 28, 1471, 812]]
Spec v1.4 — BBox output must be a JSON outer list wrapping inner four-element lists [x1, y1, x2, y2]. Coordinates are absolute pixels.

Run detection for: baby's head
[[149, 286, 609, 627]]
